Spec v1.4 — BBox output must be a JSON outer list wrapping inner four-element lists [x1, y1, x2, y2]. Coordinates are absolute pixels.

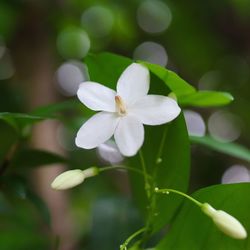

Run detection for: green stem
[[120, 227, 147, 250], [155, 188, 202, 207], [139, 150, 151, 199], [155, 127, 168, 165]]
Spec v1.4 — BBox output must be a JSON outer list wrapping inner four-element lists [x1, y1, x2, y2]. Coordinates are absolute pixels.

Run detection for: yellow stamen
[[115, 95, 127, 115]]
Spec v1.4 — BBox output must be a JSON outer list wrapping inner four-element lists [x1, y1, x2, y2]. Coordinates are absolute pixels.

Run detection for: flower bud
[[51, 169, 85, 190], [201, 203, 247, 239]]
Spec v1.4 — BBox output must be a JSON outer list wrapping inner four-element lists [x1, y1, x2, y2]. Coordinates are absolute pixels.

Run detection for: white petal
[[117, 63, 150, 105], [130, 95, 181, 125], [114, 115, 144, 156], [77, 81, 116, 112], [75, 112, 119, 149]]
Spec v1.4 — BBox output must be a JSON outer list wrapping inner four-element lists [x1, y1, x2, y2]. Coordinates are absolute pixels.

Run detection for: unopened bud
[[51, 169, 85, 190], [201, 203, 247, 239]]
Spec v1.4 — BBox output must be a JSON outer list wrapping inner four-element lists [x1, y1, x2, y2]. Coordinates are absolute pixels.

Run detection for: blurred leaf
[[156, 183, 250, 250], [0, 187, 50, 249], [0, 100, 81, 132], [31, 99, 79, 117], [1, 174, 50, 225], [85, 52, 132, 89], [129, 113, 190, 232], [140, 62, 196, 97], [90, 197, 142, 250], [190, 135, 250, 162], [0, 3, 17, 39], [26, 191, 51, 226], [0, 112, 48, 131], [12, 149, 67, 169], [179, 91, 234, 107], [0, 120, 18, 164]]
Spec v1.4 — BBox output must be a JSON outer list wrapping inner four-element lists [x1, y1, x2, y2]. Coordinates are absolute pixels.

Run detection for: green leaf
[[85, 52, 132, 89], [30, 99, 79, 117], [90, 197, 142, 250], [11, 149, 67, 168], [190, 135, 250, 162], [129, 113, 190, 232], [0, 174, 50, 225], [139, 61, 196, 97], [0, 100, 80, 132], [0, 112, 46, 131], [179, 91, 234, 107], [0, 120, 18, 164], [156, 183, 250, 250]]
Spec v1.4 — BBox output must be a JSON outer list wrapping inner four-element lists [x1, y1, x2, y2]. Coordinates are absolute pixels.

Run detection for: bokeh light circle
[[57, 28, 90, 59], [133, 41, 168, 66], [56, 61, 89, 96], [222, 165, 250, 184], [137, 0, 172, 34], [208, 111, 241, 142], [184, 110, 206, 137], [81, 6, 114, 38]]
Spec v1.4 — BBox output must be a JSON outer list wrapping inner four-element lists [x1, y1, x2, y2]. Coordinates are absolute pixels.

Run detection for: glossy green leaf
[[156, 183, 250, 250], [190, 135, 250, 162], [140, 61, 196, 97], [129, 113, 190, 232], [11, 149, 67, 169], [85, 52, 132, 89], [179, 91, 234, 107]]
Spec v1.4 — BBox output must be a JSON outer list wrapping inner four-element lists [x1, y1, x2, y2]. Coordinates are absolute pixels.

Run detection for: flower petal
[[117, 63, 150, 105], [77, 81, 116, 112], [75, 112, 119, 149], [114, 115, 144, 156], [130, 95, 181, 125]]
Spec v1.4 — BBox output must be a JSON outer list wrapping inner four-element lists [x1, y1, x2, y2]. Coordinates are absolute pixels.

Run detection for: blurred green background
[[0, 0, 250, 249]]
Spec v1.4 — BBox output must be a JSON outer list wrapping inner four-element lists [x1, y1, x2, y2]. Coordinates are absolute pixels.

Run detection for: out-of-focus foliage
[[1, 0, 250, 249]]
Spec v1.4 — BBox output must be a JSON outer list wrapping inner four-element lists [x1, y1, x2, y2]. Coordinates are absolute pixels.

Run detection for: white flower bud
[[51, 169, 85, 190], [201, 203, 247, 239]]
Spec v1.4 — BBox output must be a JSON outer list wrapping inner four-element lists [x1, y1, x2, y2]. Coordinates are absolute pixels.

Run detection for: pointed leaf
[[129, 113, 190, 232], [139, 62, 196, 97], [190, 135, 250, 163], [179, 91, 234, 107], [156, 183, 250, 250]]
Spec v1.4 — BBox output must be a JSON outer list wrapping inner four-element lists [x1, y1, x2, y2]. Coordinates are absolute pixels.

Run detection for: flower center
[[115, 95, 127, 116]]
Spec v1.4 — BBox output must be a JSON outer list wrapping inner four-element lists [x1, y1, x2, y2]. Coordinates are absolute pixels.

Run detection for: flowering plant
[[51, 53, 248, 249]]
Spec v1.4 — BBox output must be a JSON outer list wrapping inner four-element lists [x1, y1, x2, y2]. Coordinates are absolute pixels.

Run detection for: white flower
[[51, 167, 98, 190], [75, 63, 181, 156], [201, 203, 247, 239]]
